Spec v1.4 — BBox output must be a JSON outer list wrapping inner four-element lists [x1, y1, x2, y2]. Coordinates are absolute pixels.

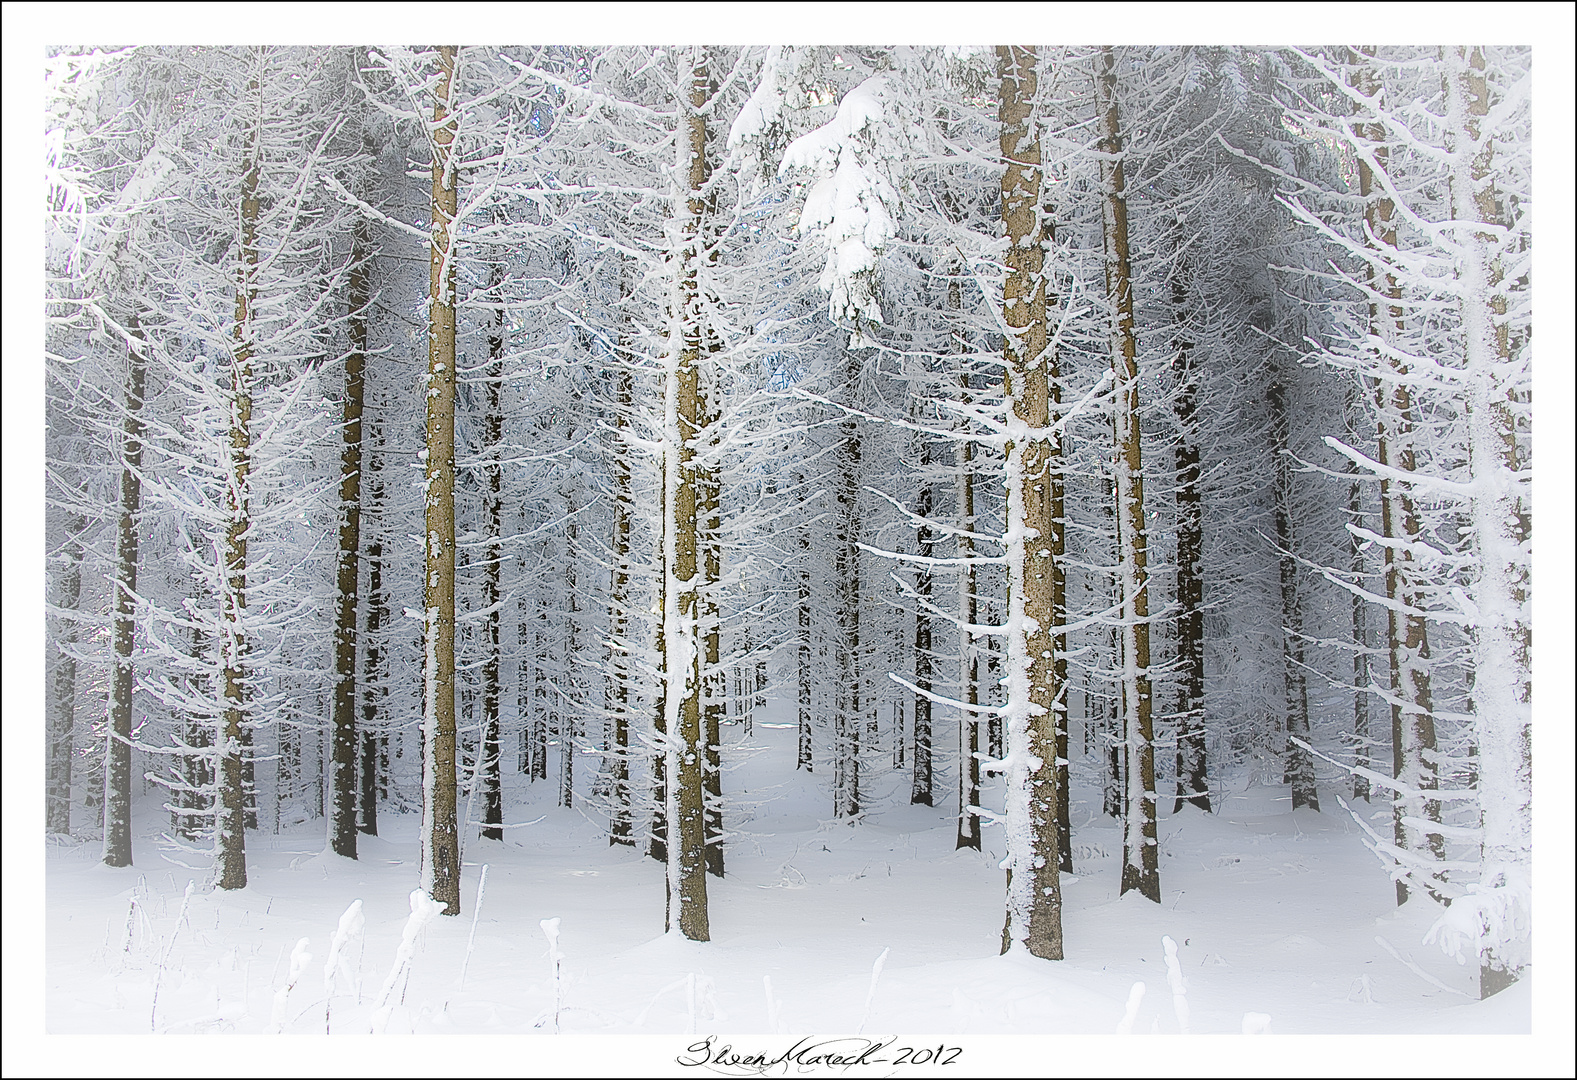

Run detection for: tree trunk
[[176, 574, 213, 843], [1096, 46, 1159, 904], [1345, 380, 1371, 803], [1268, 376, 1318, 810], [911, 437, 933, 807], [533, 586, 550, 782], [359, 443, 384, 835], [103, 314, 148, 868], [517, 574, 531, 776], [954, 408, 981, 851], [1350, 52, 1442, 905], [560, 489, 579, 809], [797, 524, 813, 772], [330, 210, 369, 858], [217, 88, 263, 890], [649, 485, 668, 862], [834, 371, 863, 819], [480, 254, 506, 842], [996, 44, 1065, 960], [1171, 270, 1210, 813], [421, 44, 462, 916], [661, 48, 713, 940], [701, 364, 724, 878], [1445, 45, 1531, 997], [609, 364, 636, 846]]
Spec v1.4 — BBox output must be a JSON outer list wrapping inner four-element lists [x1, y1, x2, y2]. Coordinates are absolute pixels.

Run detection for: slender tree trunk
[[421, 44, 462, 915], [701, 371, 724, 877], [480, 256, 506, 842], [1345, 381, 1371, 803], [1446, 45, 1531, 997], [649, 484, 668, 862], [176, 575, 213, 842], [834, 372, 863, 819], [48, 521, 83, 835], [954, 410, 981, 851], [1350, 53, 1442, 904], [1171, 270, 1210, 813], [330, 213, 370, 859], [523, 567, 536, 769], [1268, 377, 1318, 810], [560, 490, 579, 809], [911, 437, 933, 807], [533, 586, 549, 782], [1043, 210, 1072, 878], [797, 525, 813, 772], [217, 86, 263, 890], [610, 365, 636, 846], [103, 315, 148, 868], [996, 44, 1065, 960], [359, 407, 384, 835], [1096, 46, 1159, 904]]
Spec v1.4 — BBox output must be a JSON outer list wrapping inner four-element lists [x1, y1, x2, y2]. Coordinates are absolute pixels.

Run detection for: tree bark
[[480, 253, 506, 842], [997, 44, 1065, 960], [834, 357, 863, 819], [911, 435, 933, 807], [330, 209, 370, 858], [217, 84, 263, 890], [701, 355, 724, 877], [797, 523, 814, 773], [1096, 46, 1159, 904], [649, 473, 669, 863], [661, 48, 713, 940], [1171, 269, 1210, 813], [609, 364, 636, 846], [560, 488, 579, 809], [103, 313, 147, 868], [359, 400, 384, 836], [422, 44, 461, 915]]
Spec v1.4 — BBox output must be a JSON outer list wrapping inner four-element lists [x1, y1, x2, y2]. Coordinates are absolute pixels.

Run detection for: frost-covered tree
[[1282, 45, 1532, 996]]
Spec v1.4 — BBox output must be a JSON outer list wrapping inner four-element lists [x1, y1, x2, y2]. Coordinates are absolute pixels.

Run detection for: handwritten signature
[[677, 1035, 962, 1074]]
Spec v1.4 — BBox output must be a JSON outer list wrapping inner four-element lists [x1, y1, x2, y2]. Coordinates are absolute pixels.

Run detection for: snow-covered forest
[[21, 24, 1573, 1059]]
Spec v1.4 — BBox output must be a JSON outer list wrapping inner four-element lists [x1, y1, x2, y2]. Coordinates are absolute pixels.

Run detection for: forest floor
[[38, 698, 1540, 1066]]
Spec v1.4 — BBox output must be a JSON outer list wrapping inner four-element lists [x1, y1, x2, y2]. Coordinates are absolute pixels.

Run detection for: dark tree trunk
[[480, 258, 506, 842], [911, 438, 934, 807], [359, 403, 384, 836], [1171, 271, 1210, 813], [797, 525, 813, 773], [330, 212, 370, 859], [103, 314, 148, 869]]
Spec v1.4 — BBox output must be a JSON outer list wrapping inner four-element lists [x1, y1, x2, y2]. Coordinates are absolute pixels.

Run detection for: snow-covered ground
[[21, 699, 1568, 1073]]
